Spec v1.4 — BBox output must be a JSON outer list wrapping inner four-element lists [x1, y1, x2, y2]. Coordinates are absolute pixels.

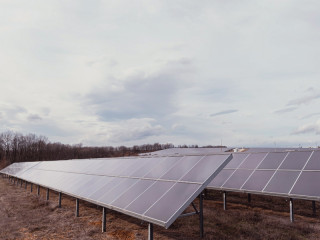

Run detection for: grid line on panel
[[140, 156, 169, 178], [140, 155, 206, 217], [220, 153, 251, 189], [288, 151, 314, 195], [177, 155, 207, 181], [147, 156, 186, 181], [262, 152, 290, 192], [142, 182, 178, 216], [122, 180, 160, 209], [165, 184, 202, 228], [20, 167, 206, 185], [239, 152, 269, 190]]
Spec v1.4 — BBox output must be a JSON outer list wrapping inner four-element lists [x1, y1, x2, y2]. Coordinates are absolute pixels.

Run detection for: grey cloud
[[274, 107, 297, 114], [27, 114, 42, 121], [107, 119, 165, 142], [210, 109, 238, 117], [292, 123, 320, 135], [301, 112, 320, 120], [2, 105, 27, 119], [287, 91, 320, 106], [85, 59, 194, 121]]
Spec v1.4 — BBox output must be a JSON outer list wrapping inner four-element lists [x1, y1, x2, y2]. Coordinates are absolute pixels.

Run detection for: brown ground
[[1, 177, 320, 240]]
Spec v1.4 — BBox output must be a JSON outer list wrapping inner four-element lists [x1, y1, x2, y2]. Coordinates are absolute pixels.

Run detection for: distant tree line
[[0, 131, 174, 167]]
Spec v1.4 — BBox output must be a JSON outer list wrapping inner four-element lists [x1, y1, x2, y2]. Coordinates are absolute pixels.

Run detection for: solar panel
[[0, 154, 232, 228], [208, 150, 320, 200]]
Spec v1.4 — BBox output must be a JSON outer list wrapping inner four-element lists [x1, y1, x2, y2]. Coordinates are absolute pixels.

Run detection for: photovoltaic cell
[[290, 172, 320, 198], [263, 171, 300, 194], [224, 153, 249, 168], [125, 181, 176, 215], [222, 169, 253, 189], [279, 151, 311, 170], [257, 152, 288, 169], [143, 182, 201, 224], [238, 153, 267, 169], [241, 170, 275, 191], [208, 169, 235, 188], [304, 151, 320, 170]]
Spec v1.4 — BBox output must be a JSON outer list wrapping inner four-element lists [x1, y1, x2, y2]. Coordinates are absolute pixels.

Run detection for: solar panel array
[[208, 151, 320, 200], [0, 154, 232, 228], [140, 147, 231, 156]]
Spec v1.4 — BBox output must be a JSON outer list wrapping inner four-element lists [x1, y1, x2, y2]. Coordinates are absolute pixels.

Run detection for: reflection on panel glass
[[143, 157, 183, 179], [143, 183, 200, 223], [181, 155, 231, 183], [304, 151, 320, 170], [125, 181, 175, 215], [222, 169, 253, 189], [263, 170, 300, 194], [159, 156, 202, 181], [241, 170, 275, 191], [208, 169, 236, 188], [257, 152, 288, 170], [290, 172, 320, 198], [224, 153, 249, 169], [238, 153, 267, 169], [279, 151, 312, 170], [111, 179, 154, 209]]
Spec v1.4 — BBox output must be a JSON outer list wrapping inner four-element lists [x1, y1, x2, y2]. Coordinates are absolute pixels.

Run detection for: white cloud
[[293, 120, 320, 135]]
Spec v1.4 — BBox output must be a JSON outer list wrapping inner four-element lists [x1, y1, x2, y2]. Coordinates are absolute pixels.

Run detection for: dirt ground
[[1, 177, 320, 240]]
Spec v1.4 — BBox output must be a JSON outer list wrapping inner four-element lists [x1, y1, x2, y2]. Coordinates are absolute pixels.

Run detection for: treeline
[[0, 131, 174, 167]]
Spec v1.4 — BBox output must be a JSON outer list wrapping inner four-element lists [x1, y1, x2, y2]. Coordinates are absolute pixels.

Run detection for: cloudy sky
[[1, 1, 320, 147]]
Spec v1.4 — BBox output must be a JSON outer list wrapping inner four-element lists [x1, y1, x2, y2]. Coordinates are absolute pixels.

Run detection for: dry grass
[[1, 177, 320, 239]]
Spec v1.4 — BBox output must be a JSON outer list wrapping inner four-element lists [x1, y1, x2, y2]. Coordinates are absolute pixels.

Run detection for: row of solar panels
[[2, 149, 319, 229], [208, 151, 320, 200], [140, 147, 319, 156], [0, 154, 232, 229]]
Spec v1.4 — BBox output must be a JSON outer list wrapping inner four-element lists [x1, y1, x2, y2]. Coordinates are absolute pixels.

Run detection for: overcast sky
[[1, 1, 320, 147]]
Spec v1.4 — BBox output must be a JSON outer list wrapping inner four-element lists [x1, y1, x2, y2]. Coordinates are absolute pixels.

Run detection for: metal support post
[[31, 183, 33, 192], [312, 201, 316, 215], [102, 207, 107, 232], [290, 198, 294, 222], [25, 181, 27, 189], [58, 193, 62, 208], [148, 223, 153, 240], [46, 188, 49, 200], [37, 185, 40, 196], [14, 178, 16, 184], [248, 193, 251, 203], [20, 180, 23, 187], [199, 192, 204, 238], [76, 198, 79, 217], [223, 191, 227, 210]]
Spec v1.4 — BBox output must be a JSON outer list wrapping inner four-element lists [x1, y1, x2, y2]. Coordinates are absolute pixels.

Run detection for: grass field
[[1, 177, 320, 239]]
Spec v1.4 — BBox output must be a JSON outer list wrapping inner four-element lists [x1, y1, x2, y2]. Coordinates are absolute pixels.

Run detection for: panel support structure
[[58, 193, 62, 208], [46, 188, 50, 201], [31, 183, 33, 192], [25, 181, 27, 189], [76, 198, 79, 217], [248, 193, 251, 204], [290, 198, 294, 222], [37, 185, 40, 196], [102, 207, 107, 233], [148, 223, 153, 240], [312, 201, 316, 215], [199, 192, 204, 238], [223, 191, 227, 210]]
